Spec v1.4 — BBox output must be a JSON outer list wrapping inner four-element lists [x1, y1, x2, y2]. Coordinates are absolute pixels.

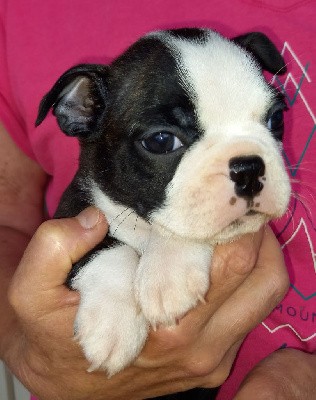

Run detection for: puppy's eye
[[267, 109, 284, 131], [141, 132, 183, 154], [266, 100, 288, 141]]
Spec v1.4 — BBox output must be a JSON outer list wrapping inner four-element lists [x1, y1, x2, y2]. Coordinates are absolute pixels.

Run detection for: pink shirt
[[0, 1, 315, 399]]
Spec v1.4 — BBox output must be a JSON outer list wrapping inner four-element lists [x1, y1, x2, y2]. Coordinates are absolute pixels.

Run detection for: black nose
[[229, 156, 265, 198]]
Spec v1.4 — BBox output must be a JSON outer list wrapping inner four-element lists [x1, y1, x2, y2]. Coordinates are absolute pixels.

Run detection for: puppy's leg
[[72, 244, 148, 375], [135, 226, 213, 327]]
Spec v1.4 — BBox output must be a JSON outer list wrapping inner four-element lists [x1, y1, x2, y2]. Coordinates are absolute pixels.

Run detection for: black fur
[[45, 36, 201, 223], [37, 28, 286, 400], [167, 27, 209, 42], [233, 32, 286, 75], [36, 64, 109, 139]]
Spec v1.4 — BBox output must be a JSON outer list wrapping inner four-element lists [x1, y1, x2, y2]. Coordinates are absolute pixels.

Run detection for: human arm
[[0, 121, 47, 362], [234, 349, 316, 399], [6, 209, 289, 400], [0, 122, 290, 399]]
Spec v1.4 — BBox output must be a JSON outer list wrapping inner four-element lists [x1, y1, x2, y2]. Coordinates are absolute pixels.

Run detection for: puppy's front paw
[[75, 295, 148, 375], [73, 245, 148, 375], [135, 233, 213, 327]]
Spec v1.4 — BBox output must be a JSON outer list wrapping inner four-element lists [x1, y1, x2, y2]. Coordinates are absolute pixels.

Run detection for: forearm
[[283, 350, 316, 398], [0, 124, 47, 359], [234, 349, 316, 400], [0, 226, 31, 362]]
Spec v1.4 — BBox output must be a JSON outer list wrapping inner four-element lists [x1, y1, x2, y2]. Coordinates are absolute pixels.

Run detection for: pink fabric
[[0, 1, 315, 399]]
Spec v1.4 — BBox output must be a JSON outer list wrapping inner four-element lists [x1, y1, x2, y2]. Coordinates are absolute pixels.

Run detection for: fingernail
[[76, 207, 101, 229]]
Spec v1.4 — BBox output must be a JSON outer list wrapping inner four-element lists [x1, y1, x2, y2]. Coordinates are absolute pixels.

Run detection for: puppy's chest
[[91, 182, 152, 254]]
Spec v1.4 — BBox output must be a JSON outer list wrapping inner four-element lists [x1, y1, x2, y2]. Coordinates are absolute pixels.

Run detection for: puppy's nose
[[229, 156, 265, 198]]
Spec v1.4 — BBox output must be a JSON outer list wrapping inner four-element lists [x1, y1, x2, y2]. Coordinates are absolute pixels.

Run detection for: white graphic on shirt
[[262, 41, 316, 342], [282, 218, 316, 273], [272, 42, 315, 123], [261, 321, 316, 342]]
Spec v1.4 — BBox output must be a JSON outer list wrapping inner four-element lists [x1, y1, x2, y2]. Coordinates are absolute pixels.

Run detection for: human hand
[[234, 348, 316, 399], [137, 225, 289, 391], [6, 208, 289, 400]]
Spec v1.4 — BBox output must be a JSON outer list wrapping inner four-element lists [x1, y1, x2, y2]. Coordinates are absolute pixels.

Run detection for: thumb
[[9, 207, 108, 310]]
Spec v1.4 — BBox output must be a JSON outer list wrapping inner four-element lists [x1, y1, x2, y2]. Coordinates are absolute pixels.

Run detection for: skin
[[0, 121, 310, 400], [234, 349, 316, 399]]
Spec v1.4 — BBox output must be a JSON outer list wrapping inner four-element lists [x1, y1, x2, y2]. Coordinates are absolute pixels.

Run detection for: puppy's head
[[36, 28, 290, 242]]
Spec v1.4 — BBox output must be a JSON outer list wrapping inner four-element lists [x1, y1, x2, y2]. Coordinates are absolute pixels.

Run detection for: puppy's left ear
[[35, 64, 109, 139], [233, 32, 286, 75]]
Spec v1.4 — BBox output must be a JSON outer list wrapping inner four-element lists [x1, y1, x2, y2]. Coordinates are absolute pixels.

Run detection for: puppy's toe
[[72, 244, 147, 375], [139, 268, 209, 326], [75, 298, 148, 375]]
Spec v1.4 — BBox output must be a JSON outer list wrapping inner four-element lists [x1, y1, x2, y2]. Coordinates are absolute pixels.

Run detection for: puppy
[[36, 28, 290, 398]]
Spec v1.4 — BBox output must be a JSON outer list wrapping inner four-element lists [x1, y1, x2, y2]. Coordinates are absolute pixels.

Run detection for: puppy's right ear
[[35, 64, 109, 139], [233, 32, 286, 75]]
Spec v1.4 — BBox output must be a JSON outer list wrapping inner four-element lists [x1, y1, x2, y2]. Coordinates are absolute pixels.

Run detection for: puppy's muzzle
[[229, 155, 265, 198]]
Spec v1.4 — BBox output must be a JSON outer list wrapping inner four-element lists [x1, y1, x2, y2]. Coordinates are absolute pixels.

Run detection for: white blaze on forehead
[[167, 32, 273, 131], [147, 31, 290, 241]]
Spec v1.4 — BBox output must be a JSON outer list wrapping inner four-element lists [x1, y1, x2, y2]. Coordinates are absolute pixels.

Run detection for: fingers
[[175, 229, 264, 333], [138, 229, 264, 369], [9, 207, 108, 315], [205, 228, 264, 309], [181, 226, 288, 387], [141, 226, 288, 391], [199, 340, 243, 388], [199, 225, 289, 360]]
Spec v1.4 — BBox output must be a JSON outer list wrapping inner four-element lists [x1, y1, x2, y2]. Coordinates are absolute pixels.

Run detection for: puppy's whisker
[[271, 72, 311, 94], [290, 180, 316, 192], [108, 207, 130, 225], [112, 210, 135, 235], [285, 164, 314, 173], [282, 208, 292, 226], [290, 191, 313, 218], [133, 215, 139, 232], [269, 60, 293, 84], [271, 73, 304, 90], [288, 207, 296, 232], [295, 191, 314, 206]]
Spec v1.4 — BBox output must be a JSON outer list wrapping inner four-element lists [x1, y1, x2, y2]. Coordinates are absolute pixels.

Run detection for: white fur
[[72, 244, 148, 375], [91, 183, 213, 327], [135, 224, 213, 326], [91, 181, 151, 253], [150, 32, 290, 241], [74, 32, 291, 375]]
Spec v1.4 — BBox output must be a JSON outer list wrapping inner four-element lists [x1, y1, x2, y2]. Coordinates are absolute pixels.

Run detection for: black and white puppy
[[36, 27, 290, 392]]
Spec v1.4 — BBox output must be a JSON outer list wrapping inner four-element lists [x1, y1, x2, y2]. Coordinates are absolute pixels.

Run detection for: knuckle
[[268, 269, 290, 305], [183, 355, 220, 379], [183, 360, 214, 379], [207, 365, 231, 387], [184, 344, 239, 386], [32, 219, 68, 255], [228, 242, 257, 276], [34, 219, 63, 245], [235, 250, 256, 275], [184, 356, 231, 388], [8, 270, 30, 317], [7, 279, 30, 320], [7, 280, 21, 311], [212, 233, 262, 283]]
